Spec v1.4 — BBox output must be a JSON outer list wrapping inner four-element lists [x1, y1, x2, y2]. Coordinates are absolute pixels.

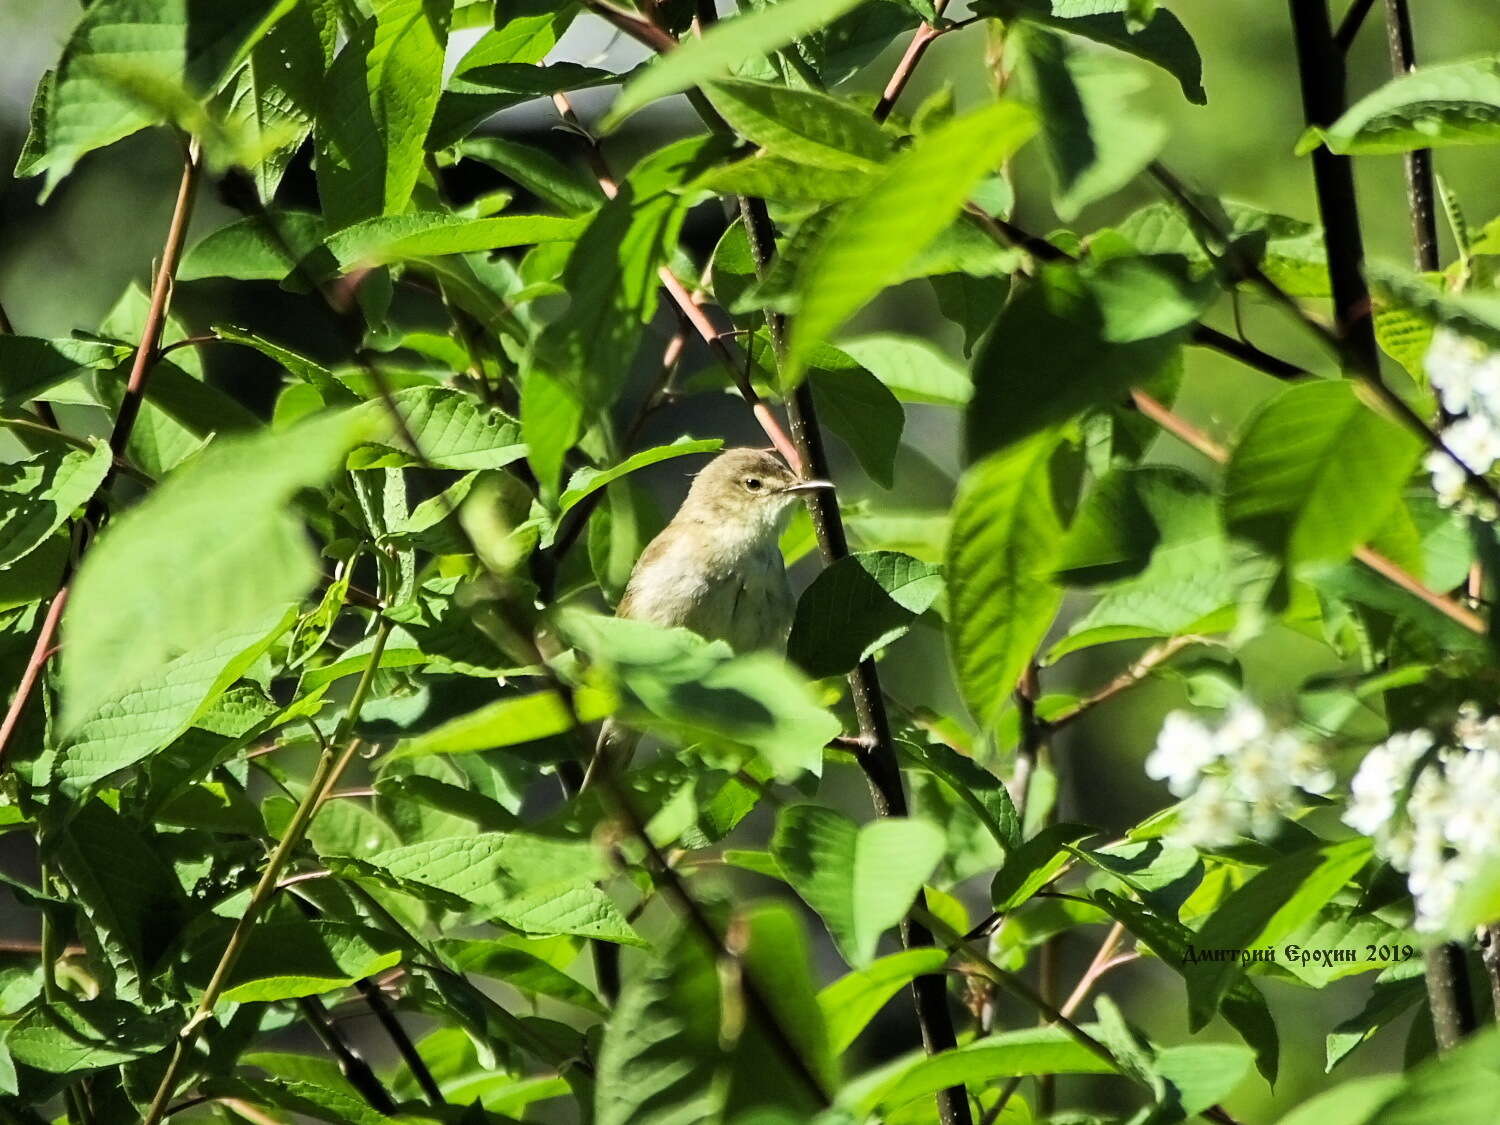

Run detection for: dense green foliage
[[2, 1, 1500, 1124]]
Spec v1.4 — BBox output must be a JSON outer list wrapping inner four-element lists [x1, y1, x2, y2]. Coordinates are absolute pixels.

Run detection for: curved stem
[[140, 621, 393, 1125], [0, 141, 201, 767]]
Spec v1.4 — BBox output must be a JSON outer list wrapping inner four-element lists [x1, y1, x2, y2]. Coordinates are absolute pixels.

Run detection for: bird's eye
[[744, 477, 763, 491]]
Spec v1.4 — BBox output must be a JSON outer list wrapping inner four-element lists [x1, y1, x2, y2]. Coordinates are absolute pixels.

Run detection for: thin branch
[[0, 141, 202, 766], [982, 922, 1133, 1125], [1334, 0, 1379, 52], [1149, 160, 1500, 513], [354, 977, 445, 1106], [584, 0, 679, 53], [549, 92, 804, 474], [0, 415, 151, 483], [1133, 387, 1486, 635], [1012, 663, 1045, 824], [739, 188, 971, 1125], [298, 995, 397, 1114], [1045, 636, 1202, 733], [1383, 0, 1439, 274], [140, 622, 393, 1125], [983, 216, 1312, 383], [0, 587, 70, 763], [875, 21, 945, 122]]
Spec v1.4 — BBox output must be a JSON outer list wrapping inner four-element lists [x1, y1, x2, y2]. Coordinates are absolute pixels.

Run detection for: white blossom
[[1423, 329, 1500, 516], [1427, 327, 1500, 418], [1342, 706, 1500, 932], [1145, 711, 1221, 797], [1146, 699, 1330, 847], [1344, 728, 1434, 836]]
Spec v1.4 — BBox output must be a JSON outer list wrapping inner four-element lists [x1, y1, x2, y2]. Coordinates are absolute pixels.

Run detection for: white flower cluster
[[1424, 327, 1500, 515], [1344, 704, 1500, 932], [1145, 700, 1333, 847]]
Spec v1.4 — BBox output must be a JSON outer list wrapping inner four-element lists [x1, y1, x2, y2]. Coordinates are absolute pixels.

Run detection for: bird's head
[[679, 448, 833, 536]]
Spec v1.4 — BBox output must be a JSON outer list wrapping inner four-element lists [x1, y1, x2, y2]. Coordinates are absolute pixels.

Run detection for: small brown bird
[[588, 447, 831, 782]]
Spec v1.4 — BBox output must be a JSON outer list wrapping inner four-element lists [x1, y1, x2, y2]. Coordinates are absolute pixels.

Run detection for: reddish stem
[[0, 142, 201, 765]]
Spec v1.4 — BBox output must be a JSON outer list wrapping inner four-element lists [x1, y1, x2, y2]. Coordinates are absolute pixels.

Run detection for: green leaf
[[325, 212, 586, 268], [5, 997, 173, 1074], [0, 337, 131, 408], [967, 260, 1194, 460], [61, 409, 371, 731], [55, 797, 189, 983], [992, 0, 1206, 105], [1308, 56, 1500, 155], [316, 0, 453, 226], [220, 0, 332, 202], [1014, 23, 1166, 219], [457, 135, 603, 216], [206, 1056, 391, 1125], [705, 78, 893, 172], [604, 0, 873, 129], [1051, 467, 1234, 659], [0, 534, 68, 611], [1277, 1076, 1405, 1125], [1117, 199, 1330, 298], [698, 153, 877, 205], [837, 334, 972, 406], [1185, 839, 1372, 1031], [196, 921, 403, 1003], [442, 938, 607, 1016], [523, 368, 584, 496], [771, 804, 945, 966], [395, 686, 616, 757], [725, 903, 838, 1115], [539, 136, 724, 409], [1224, 380, 1423, 569], [350, 832, 642, 944], [0, 444, 109, 569], [786, 101, 1036, 383], [991, 822, 1095, 910], [179, 211, 329, 282], [432, 61, 627, 149], [57, 605, 294, 791], [838, 1026, 1117, 1117], [1153, 1042, 1255, 1119], [808, 365, 905, 488], [1326, 971, 1425, 1073], [1094, 890, 1279, 1083], [946, 433, 1065, 730], [354, 385, 526, 469], [556, 437, 724, 518], [787, 551, 941, 678], [564, 613, 841, 780], [29, 0, 294, 195], [595, 921, 724, 1125], [818, 948, 950, 1055], [897, 739, 1022, 853]]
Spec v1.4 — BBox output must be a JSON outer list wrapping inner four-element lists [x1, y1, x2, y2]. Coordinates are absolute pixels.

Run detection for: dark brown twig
[[983, 217, 1312, 383], [1383, 0, 1439, 274], [1149, 159, 1500, 514], [739, 189, 970, 1125], [298, 995, 397, 1114], [1334, 0, 1379, 52]]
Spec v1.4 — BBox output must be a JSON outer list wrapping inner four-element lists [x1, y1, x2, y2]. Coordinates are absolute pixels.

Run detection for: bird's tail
[[582, 717, 642, 790]]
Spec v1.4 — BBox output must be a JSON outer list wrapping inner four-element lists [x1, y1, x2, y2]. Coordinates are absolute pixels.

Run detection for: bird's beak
[[783, 479, 835, 494]]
